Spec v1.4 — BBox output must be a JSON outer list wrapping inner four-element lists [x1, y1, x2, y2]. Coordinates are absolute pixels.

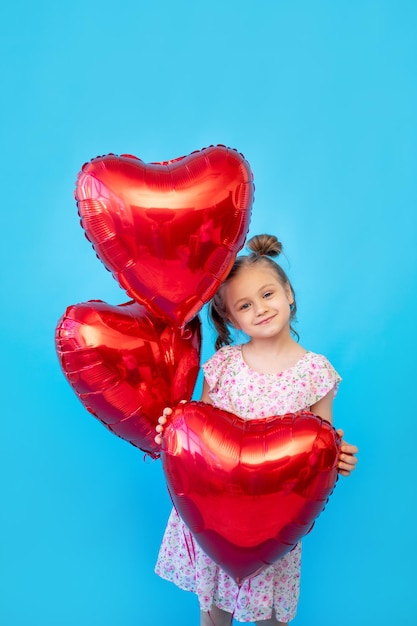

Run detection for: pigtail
[[246, 234, 283, 258], [209, 300, 233, 350]]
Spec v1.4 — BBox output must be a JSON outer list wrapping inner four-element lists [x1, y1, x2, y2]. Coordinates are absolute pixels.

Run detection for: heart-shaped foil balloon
[[55, 300, 201, 457], [75, 145, 254, 328], [162, 402, 340, 583]]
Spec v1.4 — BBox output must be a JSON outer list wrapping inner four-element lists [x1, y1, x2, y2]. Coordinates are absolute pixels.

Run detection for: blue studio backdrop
[[1, 1, 416, 625]]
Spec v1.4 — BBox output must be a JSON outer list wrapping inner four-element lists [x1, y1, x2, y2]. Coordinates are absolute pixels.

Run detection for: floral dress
[[155, 346, 341, 623]]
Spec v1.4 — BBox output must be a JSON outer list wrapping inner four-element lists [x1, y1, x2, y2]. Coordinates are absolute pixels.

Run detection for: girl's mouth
[[256, 315, 276, 325]]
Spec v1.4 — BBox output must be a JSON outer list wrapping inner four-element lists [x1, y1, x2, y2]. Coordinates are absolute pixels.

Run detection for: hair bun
[[246, 234, 283, 258]]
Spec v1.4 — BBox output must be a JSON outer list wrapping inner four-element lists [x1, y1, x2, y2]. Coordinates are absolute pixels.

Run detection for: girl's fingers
[[341, 443, 359, 454], [338, 468, 351, 477], [338, 461, 356, 471], [338, 453, 358, 476], [339, 452, 358, 466]]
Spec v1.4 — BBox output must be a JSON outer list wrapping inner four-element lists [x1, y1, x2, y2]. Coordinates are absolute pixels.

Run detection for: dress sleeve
[[202, 346, 237, 394], [309, 354, 342, 404], [201, 346, 230, 392]]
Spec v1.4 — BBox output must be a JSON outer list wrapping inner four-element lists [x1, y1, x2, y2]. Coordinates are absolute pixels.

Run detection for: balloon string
[[235, 578, 250, 611], [165, 488, 196, 565], [182, 525, 196, 566], [142, 451, 160, 463], [205, 570, 249, 625]]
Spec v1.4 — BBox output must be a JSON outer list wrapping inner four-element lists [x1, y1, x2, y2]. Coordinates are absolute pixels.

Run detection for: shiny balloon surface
[[55, 300, 201, 457], [75, 146, 254, 327], [162, 402, 340, 583]]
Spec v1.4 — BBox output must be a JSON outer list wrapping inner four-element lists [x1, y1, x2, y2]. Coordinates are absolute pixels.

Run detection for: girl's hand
[[154, 407, 172, 445], [336, 429, 358, 477]]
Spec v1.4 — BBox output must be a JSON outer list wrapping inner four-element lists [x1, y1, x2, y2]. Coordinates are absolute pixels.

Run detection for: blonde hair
[[209, 234, 298, 350]]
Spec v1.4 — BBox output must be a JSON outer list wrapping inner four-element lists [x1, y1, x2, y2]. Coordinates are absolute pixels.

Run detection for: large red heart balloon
[[162, 402, 340, 583], [75, 145, 254, 328], [55, 300, 201, 457]]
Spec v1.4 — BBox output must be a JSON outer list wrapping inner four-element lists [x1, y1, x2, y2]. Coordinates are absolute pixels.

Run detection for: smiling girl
[[155, 234, 358, 626]]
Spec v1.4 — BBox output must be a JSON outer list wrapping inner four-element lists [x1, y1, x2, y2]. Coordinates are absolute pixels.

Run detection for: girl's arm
[[310, 389, 334, 424], [311, 389, 358, 478], [200, 377, 213, 404]]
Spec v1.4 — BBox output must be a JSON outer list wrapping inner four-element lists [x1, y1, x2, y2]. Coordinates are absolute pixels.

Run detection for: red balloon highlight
[[162, 402, 340, 583], [75, 146, 254, 327], [55, 300, 201, 457]]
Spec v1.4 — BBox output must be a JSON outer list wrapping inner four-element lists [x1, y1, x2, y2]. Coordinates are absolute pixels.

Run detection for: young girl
[[155, 234, 358, 626]]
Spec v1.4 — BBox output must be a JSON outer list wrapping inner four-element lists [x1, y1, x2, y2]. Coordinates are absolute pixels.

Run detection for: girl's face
[[223, 264, 294, 340]]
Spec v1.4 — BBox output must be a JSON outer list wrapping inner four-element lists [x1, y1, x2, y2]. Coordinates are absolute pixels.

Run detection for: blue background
[[1, 1, 416, 624]]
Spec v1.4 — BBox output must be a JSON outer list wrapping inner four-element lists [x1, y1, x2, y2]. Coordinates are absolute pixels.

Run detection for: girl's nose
[[255, 300, 268, 315]]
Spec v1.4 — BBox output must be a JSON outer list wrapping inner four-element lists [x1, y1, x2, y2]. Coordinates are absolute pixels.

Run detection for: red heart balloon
[[75, 145, 254, 327], [162, 402, 340, 583], [55, 300, 201, 457]]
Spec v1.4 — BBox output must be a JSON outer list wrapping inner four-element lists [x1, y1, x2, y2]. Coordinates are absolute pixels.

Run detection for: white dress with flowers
[[155, 346, 341, 623]]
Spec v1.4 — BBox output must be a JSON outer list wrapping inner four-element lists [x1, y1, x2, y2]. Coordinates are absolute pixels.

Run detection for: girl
[[155, 234, 358, 626]]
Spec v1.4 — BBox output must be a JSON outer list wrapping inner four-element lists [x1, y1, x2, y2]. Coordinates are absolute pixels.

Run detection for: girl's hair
[[209, 234, 298, 350]]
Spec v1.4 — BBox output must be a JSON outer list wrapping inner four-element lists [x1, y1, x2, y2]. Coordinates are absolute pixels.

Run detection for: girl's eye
[[239, 303, 250, 310], [263, 291, 273, 298]]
